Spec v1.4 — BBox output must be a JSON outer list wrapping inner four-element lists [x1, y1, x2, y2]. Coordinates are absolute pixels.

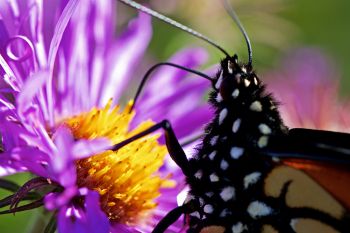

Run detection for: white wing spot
[[206, 192, 214, 197], [210, 135, 219, 146], [247, 201, 273, 219], [228, 61, 233, 74], [204, 204, 214, 214], [232, 118, 241, 133], [258, 136, 269, 148], [290, 219, 298, 231], [250, 101, 263, 112], [244, 79, 251, 87], [220, 186, 235, 201], [190, 211, 201, 219], [258, 123, 271, 135], [230, 147, 244, 159], [220, 209, 231, 217], [232, 222, 248, 233], [220, 159, 229, 170], [232, 88, 240, 98], [219, 108, 228, 125], [209, 151, 217, 160], [253, 77, 258, 85], [210, 173, 219, 182], [244, 172, 262, 189], [194, 170, 203, 179], [215, 71, 224, 89], [216, 92, 223, 102]]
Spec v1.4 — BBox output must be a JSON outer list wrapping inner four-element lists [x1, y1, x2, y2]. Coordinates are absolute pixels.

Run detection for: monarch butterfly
[[114, 0, 350, 232]]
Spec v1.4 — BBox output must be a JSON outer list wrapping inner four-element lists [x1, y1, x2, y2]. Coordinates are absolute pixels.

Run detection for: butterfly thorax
[[185, 55, 289, 232]]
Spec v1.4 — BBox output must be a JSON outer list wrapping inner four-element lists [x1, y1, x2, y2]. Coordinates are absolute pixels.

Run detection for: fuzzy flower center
[[64, 101, 174, 226]]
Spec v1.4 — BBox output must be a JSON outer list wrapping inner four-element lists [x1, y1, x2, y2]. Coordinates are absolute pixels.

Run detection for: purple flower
[[0, 1, 212, 232], [265, 48, 350, 131]]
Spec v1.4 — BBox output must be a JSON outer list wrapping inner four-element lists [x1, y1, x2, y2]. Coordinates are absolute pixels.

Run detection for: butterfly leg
[[111, 119, 191, 176]]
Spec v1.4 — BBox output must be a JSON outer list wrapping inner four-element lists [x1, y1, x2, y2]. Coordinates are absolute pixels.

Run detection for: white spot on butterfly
[[250, 101, 262, 112], [228, 61, 233, 74], [232, 222, 248, 233], [244, 172, 262, 189], [220, 186, 235, 201], [259, 124, 271, 135], [210, 173, 219, 182], [244, 79, 251, 87], [258, 136, 268, 148], [241, 67, 247, 73], [230, 147, 244, 159], [232, 88, 240, 98], [247, 201, 273, 219], [219, 108, 228, 125], [216, 92, 223, 102], [206, 192, 214, 197], [215, 71, 223, 89], [220, 159, 229, 170], [290, 219, 298, 231], [204, 204, 214, 214], [190, 211, 201, 219], [220, 209, 231, 217], [210, 135, 219, 146], [232, 118, 241, 133], [209, 151, 217, 160], [253, 77, 258, 85], [194, 170, 203, 179]]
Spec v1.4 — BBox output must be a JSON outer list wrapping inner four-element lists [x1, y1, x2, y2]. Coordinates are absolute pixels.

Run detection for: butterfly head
[[214, 55, 258, 102]]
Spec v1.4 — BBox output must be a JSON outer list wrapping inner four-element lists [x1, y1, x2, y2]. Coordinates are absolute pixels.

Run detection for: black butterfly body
[[181, 55, 350, 233]]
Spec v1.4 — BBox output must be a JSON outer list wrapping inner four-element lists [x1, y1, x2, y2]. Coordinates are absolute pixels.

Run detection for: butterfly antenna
[[221, 0, 253, 67], [118, 0, 230, 57]]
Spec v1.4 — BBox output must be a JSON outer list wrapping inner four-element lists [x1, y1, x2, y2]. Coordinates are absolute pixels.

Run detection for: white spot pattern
[[244, 79, 251, 87], [219, 108, 228, 125], [194, 170, 203, 179], [190, 211, 201, 219], [220, 159, 229, 170], [216, 93, 223, 102], [210, 173, 219, 182], [232, 118, 241, 133], [232, 222, 248, 233], [204, 204, 214, 214], [250, 101, 262, 112], [258, 123, 271, 135], [244, 172, 262, 189], [209, 151, 217, 160], [210, 135, 219, 146], [247, 201, 273, 219], [215, 71, 223, 89], [258, 136, 268, 148], [230, 147, 244, 159], [220, 186, 235, 201], [232, 88, 240, 98]]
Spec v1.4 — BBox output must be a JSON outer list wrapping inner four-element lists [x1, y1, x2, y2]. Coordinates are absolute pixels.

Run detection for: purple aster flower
[[0, 1, 212, 232]]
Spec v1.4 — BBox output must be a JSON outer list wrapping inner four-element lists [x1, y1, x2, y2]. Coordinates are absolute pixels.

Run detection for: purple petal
[[57, 190, 109, 233], [72, 138, 111, 160], [98, 13, 152, 106], [46, 0, 80, 126]]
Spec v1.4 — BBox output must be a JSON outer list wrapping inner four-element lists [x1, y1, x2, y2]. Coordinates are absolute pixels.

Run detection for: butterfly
[[115, 1, 350, 232]]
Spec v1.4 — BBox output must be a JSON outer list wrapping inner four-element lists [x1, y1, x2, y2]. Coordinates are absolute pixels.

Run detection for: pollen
[[65, 100, 174, 226]]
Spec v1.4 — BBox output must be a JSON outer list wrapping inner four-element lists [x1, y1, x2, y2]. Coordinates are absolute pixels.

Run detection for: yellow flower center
[[64, 100, 174, 226]]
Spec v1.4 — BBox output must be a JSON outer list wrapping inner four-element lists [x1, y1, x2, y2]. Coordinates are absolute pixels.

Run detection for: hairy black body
[[184, 56, 349, 233]]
